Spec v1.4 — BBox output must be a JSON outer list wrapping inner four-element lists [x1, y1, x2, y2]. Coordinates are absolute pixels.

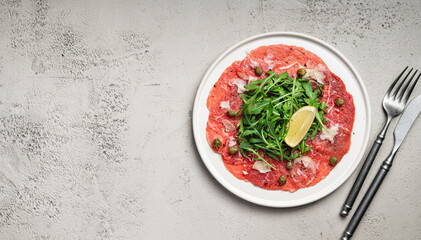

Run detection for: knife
[[341, 95, 421, 240]]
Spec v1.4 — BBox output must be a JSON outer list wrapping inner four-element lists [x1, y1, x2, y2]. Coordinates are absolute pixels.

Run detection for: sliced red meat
[[206, 44, 355, 192]]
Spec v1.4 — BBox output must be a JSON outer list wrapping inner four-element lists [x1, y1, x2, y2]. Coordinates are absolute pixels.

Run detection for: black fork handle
[[341, 160, 392, 240], [340, 135, 383, 216]]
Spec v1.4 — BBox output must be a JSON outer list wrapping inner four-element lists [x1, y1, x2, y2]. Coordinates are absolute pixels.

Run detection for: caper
[[227, 109, 236, 117], [279, 175, 287, 185], [212, 138, 222, 148], [228, 146, 238, 155], [286, 161, 293, 170], [329, 156, 339, 166], [297, 68, 307, 76], [335, 98, 344, 106], [255, 67, 263, 76]]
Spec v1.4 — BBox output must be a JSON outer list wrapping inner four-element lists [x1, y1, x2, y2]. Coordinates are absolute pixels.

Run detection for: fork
[[340, 66, 420, 216]]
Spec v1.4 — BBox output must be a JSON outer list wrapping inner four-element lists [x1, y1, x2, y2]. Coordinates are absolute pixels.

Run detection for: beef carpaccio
[[206, 44, 355, 192]]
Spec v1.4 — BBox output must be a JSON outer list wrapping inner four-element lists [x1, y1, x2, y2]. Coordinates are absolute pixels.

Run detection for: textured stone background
[[0, 0, 420, 239]]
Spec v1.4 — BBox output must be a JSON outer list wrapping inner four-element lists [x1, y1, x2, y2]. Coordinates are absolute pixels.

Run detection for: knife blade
[[392, 95, 421, 152], [341, 95, 421, 240]]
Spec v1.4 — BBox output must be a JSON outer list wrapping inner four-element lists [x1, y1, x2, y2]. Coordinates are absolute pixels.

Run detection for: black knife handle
[[340, 134, 384, 216], [341, 160, 392, 240]]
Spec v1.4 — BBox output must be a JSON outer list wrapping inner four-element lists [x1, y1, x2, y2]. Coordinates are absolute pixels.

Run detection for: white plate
[[192, 32, 371, 207]]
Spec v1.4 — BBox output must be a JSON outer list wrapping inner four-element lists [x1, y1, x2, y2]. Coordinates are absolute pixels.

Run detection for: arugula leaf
[[237, 71, 328, 164]]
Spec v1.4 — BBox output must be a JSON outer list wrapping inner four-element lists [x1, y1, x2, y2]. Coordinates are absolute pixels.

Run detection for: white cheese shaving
[[278, 62, 304, 70], [228, 137, 237, 147], [222, 119, 236, 132], [325, 81, 333, 113], [296, 169, 305, 176], [264, 52, 274, 60], [237, 72, 248, 80], [252, 161, 272, 173], [220, 101, 230, 109], [237, 72, 258, 82], [294, 156, 318, 174], [320, 124, 339, 143], [265, 61, 275, 69], [233, 79, 247, 93], [305, 175, 315, 186], [249, 58, 260, 68], [304, 68, 325, 84], [264, 53, 275, 69]]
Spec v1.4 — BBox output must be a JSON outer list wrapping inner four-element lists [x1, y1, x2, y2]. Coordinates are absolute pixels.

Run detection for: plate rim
[[192, 31, 371, 207]]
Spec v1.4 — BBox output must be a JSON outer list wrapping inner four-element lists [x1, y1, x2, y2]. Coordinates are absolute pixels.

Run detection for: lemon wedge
[[285, 106, 317, 148]]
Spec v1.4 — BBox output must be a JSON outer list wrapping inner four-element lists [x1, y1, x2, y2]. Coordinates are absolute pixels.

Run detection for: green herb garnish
[[236, 71, 327, 169]]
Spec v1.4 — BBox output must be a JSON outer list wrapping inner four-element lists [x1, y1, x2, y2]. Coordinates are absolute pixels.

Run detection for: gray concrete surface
[[0, 0, 420, 239]]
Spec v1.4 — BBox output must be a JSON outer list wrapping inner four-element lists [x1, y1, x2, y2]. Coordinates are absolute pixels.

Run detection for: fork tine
[[386, 66, 408, 96], [397, 69, 418, 100], [403, 71, 421, 103], [391, 67, 413, 99]]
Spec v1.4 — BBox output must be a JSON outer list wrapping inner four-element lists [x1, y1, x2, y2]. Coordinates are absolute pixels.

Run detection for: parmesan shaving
[[296, 169, 305, 176], [222, 119, 236, 132], [237, 72, 258, 82], [320, 124, 339, 143], [305, 175, 315, 186], [252, 161, 272, 173], [237, 72, 248, 80], [278, 62, 304, 70], [220, 101, 230, 109], [233, 79, 247, 93], [294, 156, 318, 174], [249, 58, 260, 68], [325, 81, 333, 113], [264, 53, 275, 69], [304, 68, 325, 84], [228, 137, 237, 147]]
